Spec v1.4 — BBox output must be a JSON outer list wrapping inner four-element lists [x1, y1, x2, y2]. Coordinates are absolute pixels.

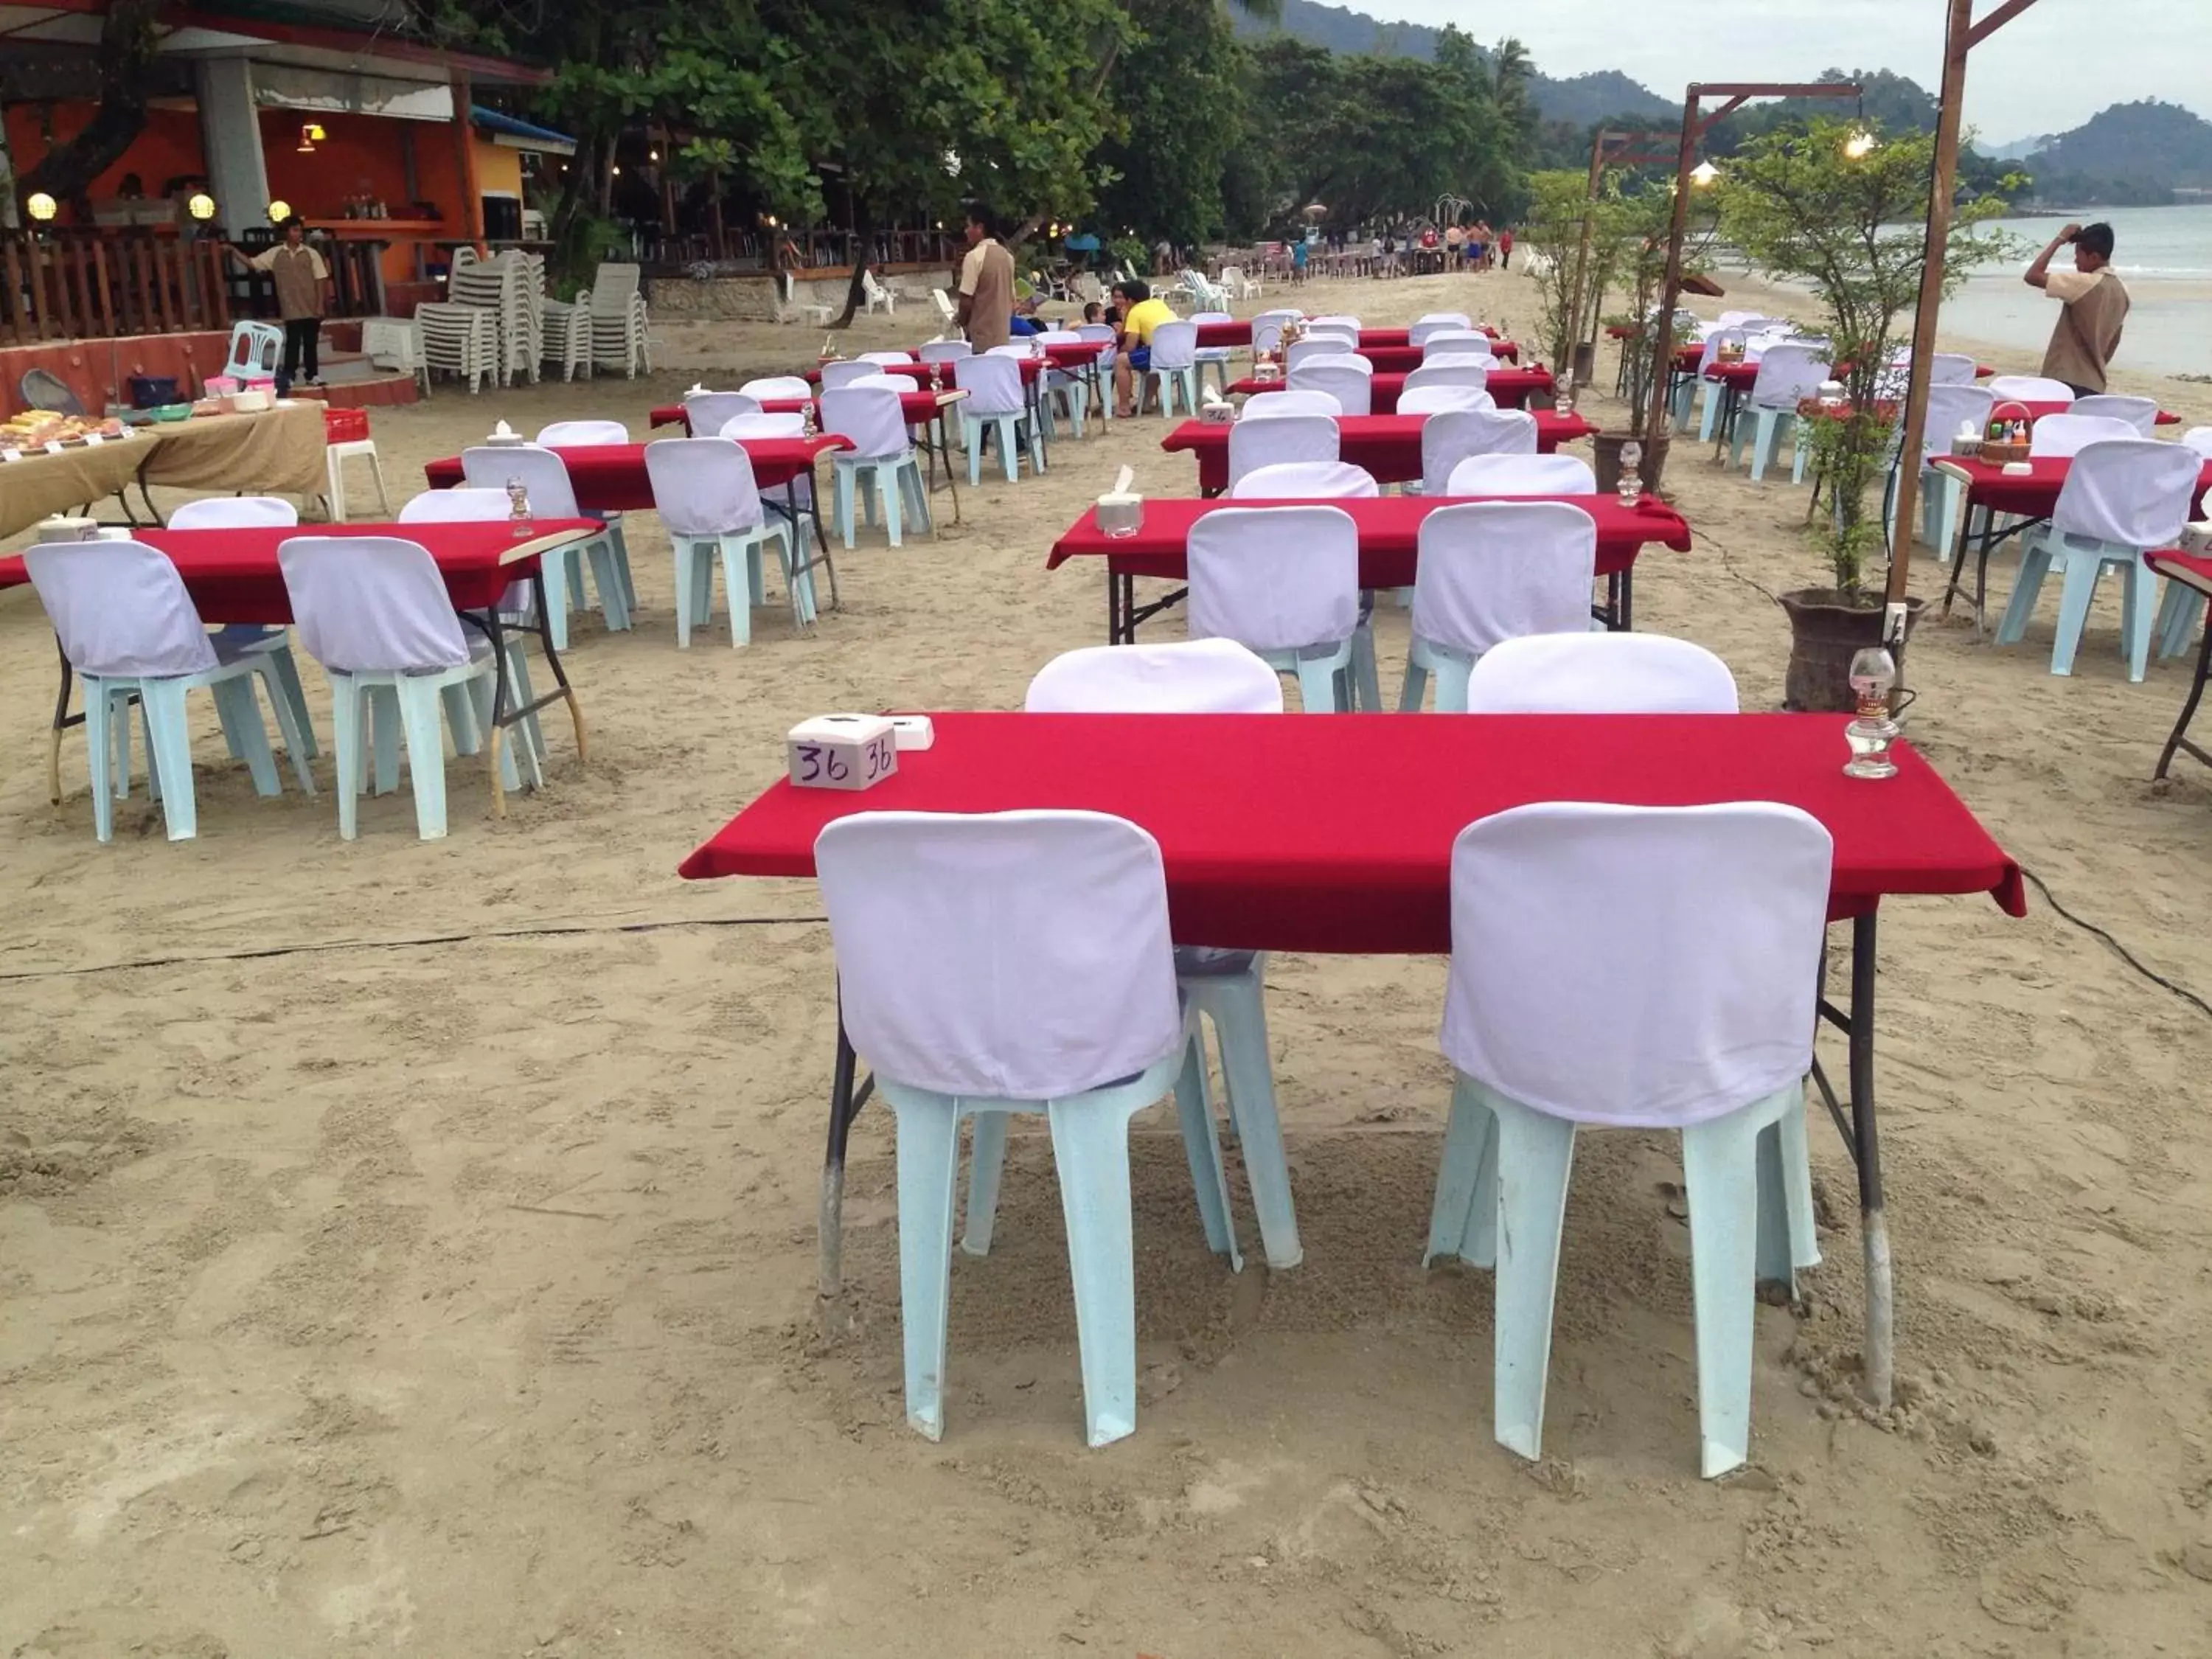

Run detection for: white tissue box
[[787, 714, 898, 791], [887, 715, 935, 751], [1200, 401, 1236, 424]]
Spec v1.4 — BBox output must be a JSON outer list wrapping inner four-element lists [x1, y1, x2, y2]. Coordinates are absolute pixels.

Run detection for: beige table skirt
[[0, 405, 327, 540]]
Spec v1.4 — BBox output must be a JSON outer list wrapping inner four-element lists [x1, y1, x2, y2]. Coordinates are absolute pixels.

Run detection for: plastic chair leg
[[136, 680, 201, 840], [1423, 1074, 1499, 1267], [251, 660, 317, 792], [715, 537, 755, 648], [1774, 1093, 1819, 1271], [2156, 582, 2205, 661], [960, 1112, 1009, 1256], [1203, 977, 1299, 1268], [209, 676, 280, 797], [1487, 1089, 1579, 1462], [2048, 554, 2104, 676], [538, 549, 572, 653], [1293, 657, 1343, 712], [834, 463, 859, 546], [889, 1095, 964, 1441], [83, 678, 117, 843], [673, 540, 708, 647], [258, 643, 320, 761], [1680, 1108, 1766, 1478], [2122, 559, 2157, 684], [1172, 1033, 1240, 1266], [1398, 658, 1428, 713], [881, 465, 907, 545], [1994, 537, 2054, 647], [1698, 385, 1722, 444], [586, 538, 631, 632], [1351, 623, 1381, 713], [442, 681, 481, 755], [609, 519, 639, 611], [366, 685, 403, 794], [1047, 1095, 1147, 1448], [329, 676, 366, 838], [1427, 653, 1474, 713], [391, 679, 452, 839]]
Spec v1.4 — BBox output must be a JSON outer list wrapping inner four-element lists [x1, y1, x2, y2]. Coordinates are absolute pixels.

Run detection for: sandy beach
[[4, 261, 2212, 1657]]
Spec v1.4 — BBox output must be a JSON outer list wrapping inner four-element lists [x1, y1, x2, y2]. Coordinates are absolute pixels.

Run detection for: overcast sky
[[1374, 0, 2212, 142]]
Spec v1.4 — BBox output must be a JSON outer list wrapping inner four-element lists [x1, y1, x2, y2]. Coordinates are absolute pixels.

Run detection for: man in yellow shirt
[[1110, 279, 1176, 417]]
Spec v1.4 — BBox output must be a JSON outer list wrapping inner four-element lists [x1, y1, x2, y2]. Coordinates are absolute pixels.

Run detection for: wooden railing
[[2, 229, 234, 344]]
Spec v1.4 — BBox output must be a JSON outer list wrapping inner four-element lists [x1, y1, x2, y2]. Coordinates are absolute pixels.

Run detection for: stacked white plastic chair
[[540, 283, 591, 382], [644, 437, 812, 646], [1994, 437, 2202, 681], [27, 538, 314, 841], [459, 444, 631, 648], [1427, 801, 1829, 1476], [813, 807, 1235, 1446], [822, 384, 932, 543], [1226, 411, 1338, 495], [959, 352, 1043, 484], [1399, 502, 1598, 712], [415, 302, 495, 394], [587, 262, 650, 378], [448, 251, 539, 386], [280, 535, 535, 839], [1189, 503, 1368, 712]]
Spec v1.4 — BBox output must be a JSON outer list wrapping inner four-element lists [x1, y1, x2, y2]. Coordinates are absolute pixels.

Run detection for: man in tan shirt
[[2025, 220, 2129, 397], [229, 218, 332, 388], [955, 201, 1015, 352]]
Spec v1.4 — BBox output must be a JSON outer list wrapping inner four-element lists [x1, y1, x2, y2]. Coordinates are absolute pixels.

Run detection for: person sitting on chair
[[1110, 278, 1175, 418]]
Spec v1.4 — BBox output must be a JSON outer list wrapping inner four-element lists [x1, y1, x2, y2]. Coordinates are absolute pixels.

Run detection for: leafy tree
[[1093, 0, 1249, 248], [16, 0, 163, 212]]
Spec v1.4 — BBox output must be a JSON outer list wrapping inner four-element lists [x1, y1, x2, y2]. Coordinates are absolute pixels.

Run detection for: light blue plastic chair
[[821, 383, 932, 543], [1427, 801, 1831, 1478], [644, 437, 809, 645], [1188, 310, 1237, 397], [1994, 438, 2202, 682], [168, 495, 321, 764], [961, 352, 1045, 484], [815, 809, 1250, 1447], [25, 538, 315, 842], [1136, 319, 1201, 419], [459, 444, 630, 649], [1726, 344, 1829, 483], [1882, 386, 1993, 561], [1676, 329, 1745, 439], [1402, 499, 1598, 714], [537, 420, 641, 615], [2152, 430, 2212, 658], [1036, 330, 1093, 438], [1206, 479, 1379, 712]]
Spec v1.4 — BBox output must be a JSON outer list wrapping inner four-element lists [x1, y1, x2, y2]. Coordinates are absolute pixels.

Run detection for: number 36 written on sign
[[787, 731, 897, 791]]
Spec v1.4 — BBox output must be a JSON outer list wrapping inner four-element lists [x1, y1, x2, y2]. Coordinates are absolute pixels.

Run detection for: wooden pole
[[1639, 92, 1703, 453], [1565, 130, 1610, 375], [451, 71, 481, 250]]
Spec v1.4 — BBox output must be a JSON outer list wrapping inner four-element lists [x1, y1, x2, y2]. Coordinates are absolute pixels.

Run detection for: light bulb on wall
[[187, 192, 218, 222], [266, 199, 292, 223], [27, 191, 58, 222]]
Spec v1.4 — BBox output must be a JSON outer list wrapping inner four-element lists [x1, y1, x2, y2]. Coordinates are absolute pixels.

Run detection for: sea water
[[1941, 203, 2212, 378]]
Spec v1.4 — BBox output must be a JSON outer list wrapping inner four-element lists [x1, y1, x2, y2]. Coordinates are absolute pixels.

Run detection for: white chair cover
[[1285, 337, 1349, 372], [1747, 343, 1830, 410], [398, 487, 509, 522], [1443, 802, 1832, 1128], [1229, 462, 1378, 500], [1916, 386, 1995, 461], [985, 344, 1033, 359], [815, 810, 1183, 1100], [1422, 330, 1495, 362], [1290, 355, 1373, 417], [2182, 426, 2212, 459], [2068, 394, 2159, 436], [1245, 389, 1343, 420], [168, 495, 299, 529], [739, 376, 814, 401], [1253, 317, 1290, 355], [461, 444, 583, 517], [1467, 633, 1739, 714], [2028, 413, 2138, 459], [1188, 504, 1359, 651], [1025, 639, 1284, 714], [25, 540, 218, 678], [536, 419, 628, 447], [1696, 328, 1746, 378], [1410, 316, 1472, 348], [644, 437, 765, 537], [1228, 413, 1339, 493], [818, 386, 911, 459], [1149, 321, 1199, 372], [1929, 352, 1979, 385], [1988, 375, 2074, 403], [859, 351, 916, 366], [819, 360, 878, 391], [684, 392, 760, 434], [1447, 453, 1596, 495], [1411, 502, 1597, 660], [1422, 409, 1537, 495], [959, 352, 1026, 418], [1310, 315, 1360, 333], [723, 412, 807, 439], [278, 536, 470, 675], [845, 372, 911, 393], [2051, 439, 2202, 549], [1399, 386, 1495, 416], [1405, 361, 1490, 396], [918, 340, 974, 364]]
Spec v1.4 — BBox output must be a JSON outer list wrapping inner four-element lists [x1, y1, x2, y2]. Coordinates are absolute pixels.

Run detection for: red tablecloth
[[1229, 364, 1556, 414], [1675, 347, 1995, 380], [1045, 341, 1111, 372], [0, 520, 592, 625], [1046, 493, 1691, 584], [1161, 411, 1597, 493], [651, 391, 953, 431], [805, 357, 1043, 389], [1933, 454, 2212, 518], [2147, 549, 2212, 597], [422, 437, 849, 513], [1194, 322, 1517, 363], [678, 712, 2025, 948]]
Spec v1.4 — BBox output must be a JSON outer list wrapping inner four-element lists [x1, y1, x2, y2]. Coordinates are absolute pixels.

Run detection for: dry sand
[[5, 263, 2212, 1658]]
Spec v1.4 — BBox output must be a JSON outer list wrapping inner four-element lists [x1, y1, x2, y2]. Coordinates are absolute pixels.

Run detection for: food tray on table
[[0, 411, 133, 458]]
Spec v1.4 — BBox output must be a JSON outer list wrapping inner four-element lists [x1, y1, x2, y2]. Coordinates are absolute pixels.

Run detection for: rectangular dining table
[[1046, 492, 1694, 639], [1228, 364, 1557, 414], [679, 710, 2025, 1406], [1161, 411, 1598, 495], [0, 518, 598, 814]]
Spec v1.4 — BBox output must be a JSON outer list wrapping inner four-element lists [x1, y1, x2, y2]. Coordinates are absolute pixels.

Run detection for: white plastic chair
[[1398, 385, 1494, 417], [1466, 632, 1739, 713], [1138, 320, 1200, 418], [1887, 385, 1994, 559], [814, 809, 1231, 1447], [532, 420, 640, 613], [1228, 461, 1378, 501], [1189, 504, 1366, 711], [1226, 412, 1338, 495], [1677, 328, 1745, 439], [26, 538, 314, 841], [1410, 315, 1473, 349], [1400, 502, 1599, 712], [394, 488, 549, 761], [818, 385, 930, 546], [1310, 314, 1360, 333], [167, 496, 320, 764], [918, 339, 973, 364], [1404, 360, 1492, 397], [278, 535, 532, 840], [957, 352, 1043, 484], [860, 268, 897, 316], [1427, 801, 1829, 1477], [1447, 453, 1596, 496], [2180, 427, 2212, 458], [645, 437, 811, 646], [2156, 431, 2212, 653], [1929, 352, 1979, 386], [1284, 336, 1351, 373], [1244, 389, 1343, 420], [2070, 394, 2158, 436], [459, 445, 630, 648], [1996, 438, 2202, 681], [1422, 409, 1537, 495], [1728, 343, 1830, 483], [819, 360, 880, 391], [859, 350, 914, 367], [1988, 375, 2075, 404], [1189, 310, 1237, 397], [2028, 413, 2138, 459], [1422, 330, 1495, 363], [684, 392, 762, 436], [1290, 354, 1373, 417]]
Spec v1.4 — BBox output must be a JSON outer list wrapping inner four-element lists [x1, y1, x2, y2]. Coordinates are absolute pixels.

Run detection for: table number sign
[[787, 714, 899, 792]]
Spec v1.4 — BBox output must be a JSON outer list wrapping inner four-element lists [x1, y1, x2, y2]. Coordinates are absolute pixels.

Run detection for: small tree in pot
[[1717, 118, 2015, 709]]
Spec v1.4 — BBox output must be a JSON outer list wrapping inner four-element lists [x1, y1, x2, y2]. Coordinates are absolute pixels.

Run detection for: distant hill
[[2025, 100, 2212, 205], [1228, 0, 1672, 125]]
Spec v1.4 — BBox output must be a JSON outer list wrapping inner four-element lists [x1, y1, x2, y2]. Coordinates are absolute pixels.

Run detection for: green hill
[[2026, 100, 2212, 205]]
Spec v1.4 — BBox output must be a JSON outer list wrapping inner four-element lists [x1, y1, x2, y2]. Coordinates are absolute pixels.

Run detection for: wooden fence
[[1, 230, 234, 344]]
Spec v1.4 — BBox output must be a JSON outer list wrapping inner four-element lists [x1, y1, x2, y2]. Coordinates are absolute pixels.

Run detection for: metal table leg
[[1809, 908, 1893, 1408], [2156, 608, 2212, 779], [462, 571, 586, 817], [819, 1001, 875, 1302]]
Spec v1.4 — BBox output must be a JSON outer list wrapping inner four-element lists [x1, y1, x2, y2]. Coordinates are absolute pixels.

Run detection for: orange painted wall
[[260, 108, 414, 221], [3, 104, 207, 220]]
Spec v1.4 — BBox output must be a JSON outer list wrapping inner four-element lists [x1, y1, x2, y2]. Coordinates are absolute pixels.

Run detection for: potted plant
[[1717, 117, 2017, 709]]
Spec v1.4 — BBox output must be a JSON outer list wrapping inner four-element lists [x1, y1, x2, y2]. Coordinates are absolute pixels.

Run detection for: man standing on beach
[[956, 201, 1015, 352], [2024, 221, 2129, 396], [227, 218, 330, 389]]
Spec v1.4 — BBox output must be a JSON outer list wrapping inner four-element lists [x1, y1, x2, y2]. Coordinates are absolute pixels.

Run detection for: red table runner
[[678, 712, 2025, 949], [2147, 549, 2212, 597], [0, 520, 594, 625], [422, 437, 849, 513], [1933, 454, 2212, 518], [651, 390, 953, 431], [1046, 493, 1691, 584], [804, 357, 1043, 389], [1230, 364, 1556, 414], [1162, 411, 1597, 493]]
